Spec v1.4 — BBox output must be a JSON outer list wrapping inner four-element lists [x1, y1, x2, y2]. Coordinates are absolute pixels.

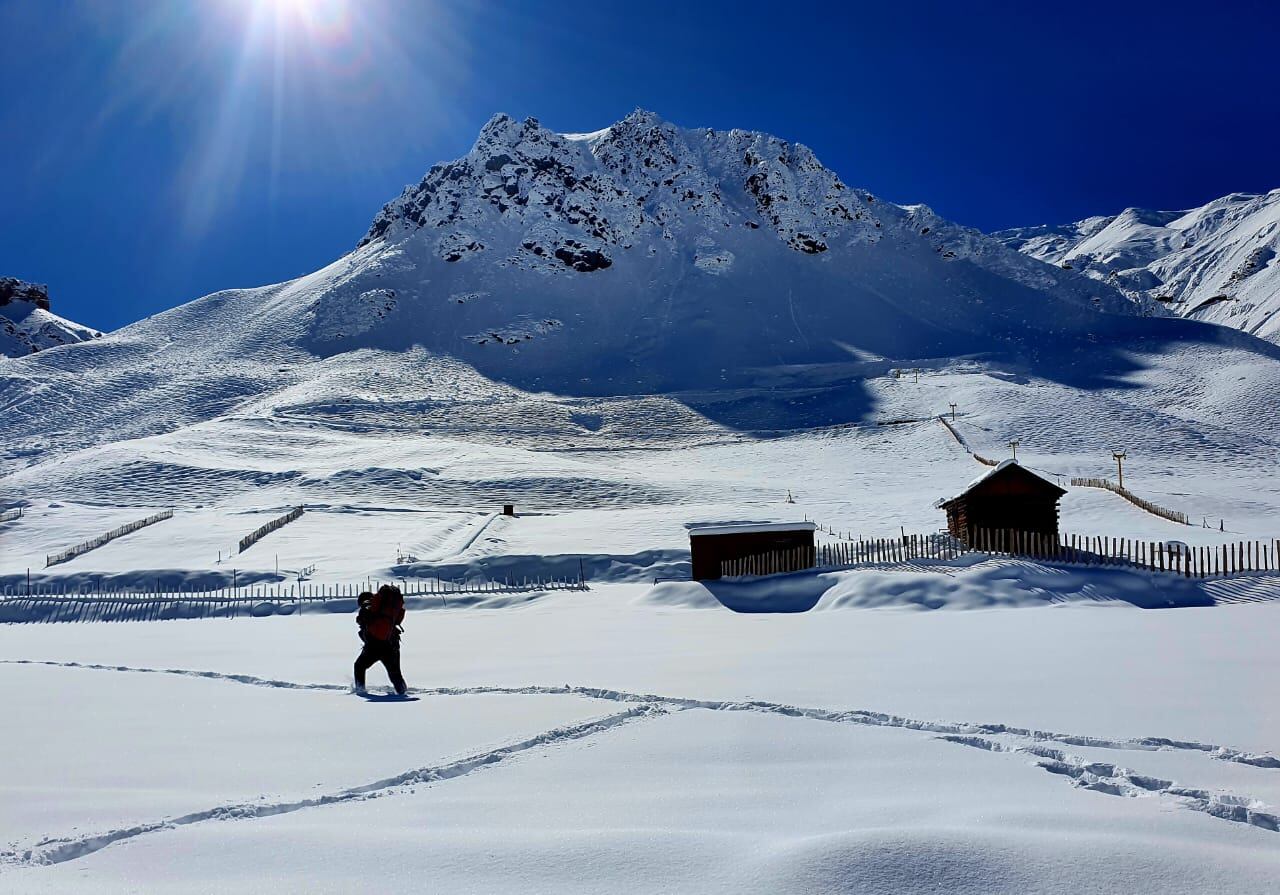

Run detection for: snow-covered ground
[[5, 360, 1279, 593], [3, 379, 1280, 890], [2, 591, 1279, 892]]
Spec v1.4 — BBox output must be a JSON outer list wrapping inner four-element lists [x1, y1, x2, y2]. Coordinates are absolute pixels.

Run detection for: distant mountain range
[[996, 190, 1280, 343], [0, 277, 100, 358]]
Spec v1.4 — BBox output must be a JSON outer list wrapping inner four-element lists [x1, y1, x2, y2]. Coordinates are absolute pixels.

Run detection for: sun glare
[[225, 0, 354, 45], [90, 0, 464, 235]]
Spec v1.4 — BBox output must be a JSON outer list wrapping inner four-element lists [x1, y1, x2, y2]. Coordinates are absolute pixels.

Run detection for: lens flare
[[249, 0, 354, 45], [86, 0, 468, 235]]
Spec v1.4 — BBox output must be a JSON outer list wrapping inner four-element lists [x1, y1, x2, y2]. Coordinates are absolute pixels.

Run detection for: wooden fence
[[937, 417, 999, 466], [722, 532, 965, 577], [939, 417, 1190, 522], [1070, 477, 1188, 525], [0, 573, 588, 624], [0, 507, 23, 524], [720, 527, 1280, 581], [721, 546, 816, 577], [967, 527, 1277, 578], [45, 510, 174, 567], [239, 506, 304, 553], [819, 532, 969, 566]]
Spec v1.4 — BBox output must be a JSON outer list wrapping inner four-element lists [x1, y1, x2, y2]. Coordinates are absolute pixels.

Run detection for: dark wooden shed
[[939, 460, 1066, 544], [688, 521, 817, 580]]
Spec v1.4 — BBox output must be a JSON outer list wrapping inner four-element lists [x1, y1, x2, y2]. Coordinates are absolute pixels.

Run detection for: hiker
[[353, 584, 408, 696]]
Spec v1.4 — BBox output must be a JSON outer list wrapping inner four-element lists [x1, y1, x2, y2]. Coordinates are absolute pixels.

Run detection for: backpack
[[358, 586, 405, 641]]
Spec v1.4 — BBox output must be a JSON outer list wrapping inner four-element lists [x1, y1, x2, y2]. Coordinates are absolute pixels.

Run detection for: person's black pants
[[354, 638, 407, 694]]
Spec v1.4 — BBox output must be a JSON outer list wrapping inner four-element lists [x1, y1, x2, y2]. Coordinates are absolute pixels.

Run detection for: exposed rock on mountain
[[0, 277, 101, 358]]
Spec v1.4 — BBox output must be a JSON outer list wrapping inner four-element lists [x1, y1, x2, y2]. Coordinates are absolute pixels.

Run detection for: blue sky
[[2, 0, 1276, 331]]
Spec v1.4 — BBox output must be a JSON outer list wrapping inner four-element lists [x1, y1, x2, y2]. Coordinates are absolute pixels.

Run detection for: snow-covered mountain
[[1, 111, 1276, 486], [0, 278, 100, 358], [345, 109, 1155, 375], [995, 190, 1280, 342]]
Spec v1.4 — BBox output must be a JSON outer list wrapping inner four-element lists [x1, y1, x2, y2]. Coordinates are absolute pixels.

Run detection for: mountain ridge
[[995, 189, 1280, 342], [2, 110, 1274, 479]]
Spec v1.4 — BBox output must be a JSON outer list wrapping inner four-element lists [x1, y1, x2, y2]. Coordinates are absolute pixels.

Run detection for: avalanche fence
[[937, 417, 999, 466], [1070, 477, 1189, 525], [238, 506, 305, 553], [45, 510, 174, 567]]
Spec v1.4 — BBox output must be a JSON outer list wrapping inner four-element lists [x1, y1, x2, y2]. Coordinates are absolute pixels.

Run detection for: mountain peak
[[473, 112, 549, 149], [0, 277, 101, 358], [619, 107, 665, 127], [358, 108, 886, 259]]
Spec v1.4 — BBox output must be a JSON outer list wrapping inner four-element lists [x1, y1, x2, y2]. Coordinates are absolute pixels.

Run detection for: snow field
[[0, 663, 613, 851], [2, 595, 1279, 891], [13, 709, 1278, 894], [4, 369, 1279, 594]]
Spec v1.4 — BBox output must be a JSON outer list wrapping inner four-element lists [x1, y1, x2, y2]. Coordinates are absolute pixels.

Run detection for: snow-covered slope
[[0, 278, 100, 358], [0, 111, 1195, 457], [995, 190, 1280, 341]]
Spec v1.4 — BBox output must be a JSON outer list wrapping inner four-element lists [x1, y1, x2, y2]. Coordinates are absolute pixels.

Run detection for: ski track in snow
[[2, 657, 1277, 868], [0, 702, 660, 868]]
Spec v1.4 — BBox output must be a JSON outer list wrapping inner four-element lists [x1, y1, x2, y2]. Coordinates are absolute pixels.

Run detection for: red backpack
[[359, 586, 405, 641]]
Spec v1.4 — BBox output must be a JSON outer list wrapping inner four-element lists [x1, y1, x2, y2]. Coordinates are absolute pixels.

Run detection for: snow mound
[[639, 557, 1224, 612]]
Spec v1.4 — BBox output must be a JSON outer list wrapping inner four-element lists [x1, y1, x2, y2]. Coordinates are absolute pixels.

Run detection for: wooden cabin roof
[[688, 521, 817, 538], [939, 460, 1066, 508]]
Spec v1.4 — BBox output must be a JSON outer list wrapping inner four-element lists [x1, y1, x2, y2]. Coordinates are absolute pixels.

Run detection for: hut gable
[[939, 460, 1066, 542], [943, 459, 1066, 504]]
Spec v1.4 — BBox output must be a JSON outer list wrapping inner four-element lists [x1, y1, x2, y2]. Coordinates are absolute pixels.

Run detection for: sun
[[265, 0, 349, 29], [228, 0, 351, 37], [99, 0, 457, 233]]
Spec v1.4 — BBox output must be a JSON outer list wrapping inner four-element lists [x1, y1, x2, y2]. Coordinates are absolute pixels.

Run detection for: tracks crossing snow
[[938, 734, 1280, 832], [3, 656, 1278, 870], [1, 702, 662, 868], [6, 659, 1276, 769]]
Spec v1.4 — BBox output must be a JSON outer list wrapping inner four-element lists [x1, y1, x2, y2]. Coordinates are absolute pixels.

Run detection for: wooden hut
[[938, 460, 1066, 544], [688, 521, 816, 580]]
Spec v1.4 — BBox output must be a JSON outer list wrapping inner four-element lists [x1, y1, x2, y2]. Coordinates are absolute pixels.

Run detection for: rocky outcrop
[[0, 278, 100, 358], [0, 277, 51, 310], [357, 109, 883, 268]]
